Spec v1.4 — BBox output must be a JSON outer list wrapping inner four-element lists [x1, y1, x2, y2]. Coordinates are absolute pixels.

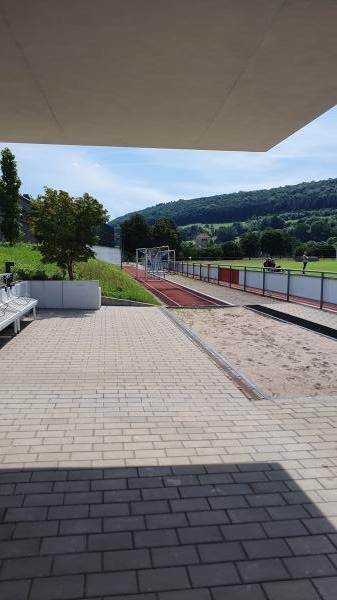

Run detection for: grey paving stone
[[188, 562, 240, 587], [164, 475, 199, 487], [24, 493, 64, 507], [237, 559, 289, 583], [312, 576, 337, 600], [286, 535, 336, 555], [59, 518, 102, 536], [48, 505, 89, 520], [104, 467, 138, 479], [233, 472, 268, 483], [246, 494, 285, 507], [0, 579, 30, 600], [139, 467, 172, 478], [91, 479, 126, 491], [242, 539, 292, 559], [32, 471, 67, 482], [172, 466, 206, 476], [30, 574, 84, 600], [228, 508, 270, 524], [170, 498, 210, 512], [263, 579, 320, 600], [54, 480, 90, 493], [198, 541, 245, 563], [104, 490, 141, 503], [222, 523, 267, 541], [135, 528, 178, 548], [210, 484, 252, 497], [90, 503, 129, 518], [198, 474, 233, 485], [178, 525, 222, 545], [142, 487, 179, 501], [5, 507, 47, 522], [186, 510, 229, 527], [87, 571, 138, 596], [53, 552, 101, 575], [158, 590, 211, 600], [179, 485, 219, 498], [104, 515, 145, 532], [303, 518, 335, 535], [104, 548, 151, 571], [40, 535, 86, 555], [68, 469, 102, 481], [129, 476, 163, 489], [13, 520, 58, 539], [284, 555, 337, 578], [0, 495, 24, 508], [16, 482, 53, 494], [0, 524, 14, 540], [212, 584, 267, 600], [64, 491, 101, 505], [0, 483, 14, 495], [266, 505, 310, 520], [139, 567, 190, 592], [0, 538, 39, 559], [262, 519, 308, 538], [0, 555, 52, 579], [131, 500, 169, 515], [251, 483, 288, 494], [0, 473, 30, 484], [209, 496, 248, 510], [146, 513, 188, 530], [88, 531, 133, 552], [152, 545, 199, 567]]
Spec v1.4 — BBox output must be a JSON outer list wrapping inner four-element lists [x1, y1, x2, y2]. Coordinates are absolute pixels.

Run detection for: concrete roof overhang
[[0, 0, 336, 151]]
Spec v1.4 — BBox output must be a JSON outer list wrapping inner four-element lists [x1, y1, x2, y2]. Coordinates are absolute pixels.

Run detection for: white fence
[[172, 262, 337, 309]]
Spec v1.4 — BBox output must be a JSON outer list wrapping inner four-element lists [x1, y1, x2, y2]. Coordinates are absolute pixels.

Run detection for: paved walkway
[[262, 301, 337, 333], [0, 307, 337, 599], [166, 274, 280, 306]]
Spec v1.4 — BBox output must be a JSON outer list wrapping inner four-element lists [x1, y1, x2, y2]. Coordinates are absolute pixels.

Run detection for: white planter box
[[13, 280, 101, 310]]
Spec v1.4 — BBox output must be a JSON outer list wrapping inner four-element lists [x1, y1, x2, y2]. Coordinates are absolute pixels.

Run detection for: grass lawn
[[188, 258, 337, 275], [0, 243, 158, 304]]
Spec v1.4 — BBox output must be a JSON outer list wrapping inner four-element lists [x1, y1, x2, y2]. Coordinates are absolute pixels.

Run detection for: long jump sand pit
[[174, 307, 337, 398]]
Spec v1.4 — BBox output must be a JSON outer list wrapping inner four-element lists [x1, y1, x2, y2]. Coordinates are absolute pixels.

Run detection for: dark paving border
[[246, 305, 337, 341]]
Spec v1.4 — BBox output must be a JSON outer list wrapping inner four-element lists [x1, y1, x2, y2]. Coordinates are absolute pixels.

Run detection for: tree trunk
[[68, 260, 74, 280]]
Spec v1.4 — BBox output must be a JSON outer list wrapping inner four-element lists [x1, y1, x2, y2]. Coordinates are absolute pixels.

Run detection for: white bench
[[0, 279, 37, 334]]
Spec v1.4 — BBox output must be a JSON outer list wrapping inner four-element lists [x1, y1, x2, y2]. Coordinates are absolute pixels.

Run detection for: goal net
[[135, 246, 175, 280]]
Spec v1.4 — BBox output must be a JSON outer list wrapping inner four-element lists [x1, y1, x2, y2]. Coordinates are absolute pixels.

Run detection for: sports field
[[189, 258, 337, 274]]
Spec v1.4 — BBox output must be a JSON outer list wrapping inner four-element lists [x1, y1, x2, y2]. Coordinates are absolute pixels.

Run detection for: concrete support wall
[[13, 280, 101, 310]]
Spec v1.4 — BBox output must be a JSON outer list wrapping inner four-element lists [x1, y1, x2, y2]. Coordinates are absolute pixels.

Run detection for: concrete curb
[[101, 296, 154, 307], [162, 306, 270, 402]]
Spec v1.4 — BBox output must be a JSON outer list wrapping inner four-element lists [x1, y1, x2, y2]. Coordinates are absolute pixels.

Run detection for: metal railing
[[170, 262, 337, 310]]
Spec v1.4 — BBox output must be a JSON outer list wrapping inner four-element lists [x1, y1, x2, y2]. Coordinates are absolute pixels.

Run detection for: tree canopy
[[0, 147, 21, 244], [30, 188, 108, 279]]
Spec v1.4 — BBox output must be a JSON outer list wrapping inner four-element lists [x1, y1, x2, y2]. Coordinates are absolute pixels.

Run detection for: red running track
[[124, 266, 230, 307]]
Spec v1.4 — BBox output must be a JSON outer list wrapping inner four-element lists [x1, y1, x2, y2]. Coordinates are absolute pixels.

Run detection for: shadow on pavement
[[0, 463, 336, 600]]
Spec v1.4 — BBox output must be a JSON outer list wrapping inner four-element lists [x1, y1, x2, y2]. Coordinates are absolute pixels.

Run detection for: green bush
[[15, 263, 64, 281]]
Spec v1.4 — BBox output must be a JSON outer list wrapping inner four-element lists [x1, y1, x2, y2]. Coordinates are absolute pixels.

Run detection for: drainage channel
[[246, 304, 337, 341]]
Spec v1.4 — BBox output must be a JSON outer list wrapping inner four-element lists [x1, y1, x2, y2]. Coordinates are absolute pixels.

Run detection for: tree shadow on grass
[[0, 463, 336, 600]]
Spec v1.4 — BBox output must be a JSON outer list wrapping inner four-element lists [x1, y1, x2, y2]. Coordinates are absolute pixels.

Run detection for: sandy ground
[[174, 307, 337, 399]]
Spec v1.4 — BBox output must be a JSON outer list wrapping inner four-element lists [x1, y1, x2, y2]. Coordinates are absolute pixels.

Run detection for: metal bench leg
[[33, 307, 36, 319]]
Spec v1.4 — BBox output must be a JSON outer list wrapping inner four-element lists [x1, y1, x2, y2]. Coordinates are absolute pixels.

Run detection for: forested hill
[[110, 178, 337, 227]]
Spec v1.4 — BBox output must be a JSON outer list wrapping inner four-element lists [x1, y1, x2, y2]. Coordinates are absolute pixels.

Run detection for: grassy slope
[[0, 244, 158, 304]]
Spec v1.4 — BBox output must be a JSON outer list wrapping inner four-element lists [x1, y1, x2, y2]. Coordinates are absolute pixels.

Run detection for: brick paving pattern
[[0, 307, 337, 599]]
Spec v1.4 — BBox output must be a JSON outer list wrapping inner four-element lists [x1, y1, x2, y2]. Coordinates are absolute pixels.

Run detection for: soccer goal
[[135, 246, 175, 280]]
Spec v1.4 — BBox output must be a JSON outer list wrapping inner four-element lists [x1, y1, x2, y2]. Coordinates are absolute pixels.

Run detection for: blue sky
[[0, 105, 336, 220]]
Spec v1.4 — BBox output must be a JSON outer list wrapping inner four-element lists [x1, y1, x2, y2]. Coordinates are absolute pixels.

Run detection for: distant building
[[195, 232, 211, 247]]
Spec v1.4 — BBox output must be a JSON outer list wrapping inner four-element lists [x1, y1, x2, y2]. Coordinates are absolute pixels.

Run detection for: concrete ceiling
[[0, 0, 336, 151]]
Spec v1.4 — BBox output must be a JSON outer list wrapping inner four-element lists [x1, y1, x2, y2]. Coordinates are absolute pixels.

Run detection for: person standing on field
[[302, 253, 308, 273]]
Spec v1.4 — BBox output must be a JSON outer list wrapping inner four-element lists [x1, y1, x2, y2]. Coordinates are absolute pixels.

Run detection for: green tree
[[30, 188, 108, 279], [222, 241, 242, 258], [151, 218, 181, 250], [0, 147, 21, 244], [260, 230, 287, 257], [121, 214, 151, 260], [239, 231, 260, 258]]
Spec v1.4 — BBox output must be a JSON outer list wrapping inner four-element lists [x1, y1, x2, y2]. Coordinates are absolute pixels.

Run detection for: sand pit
[[174, 307, 337, 399]]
